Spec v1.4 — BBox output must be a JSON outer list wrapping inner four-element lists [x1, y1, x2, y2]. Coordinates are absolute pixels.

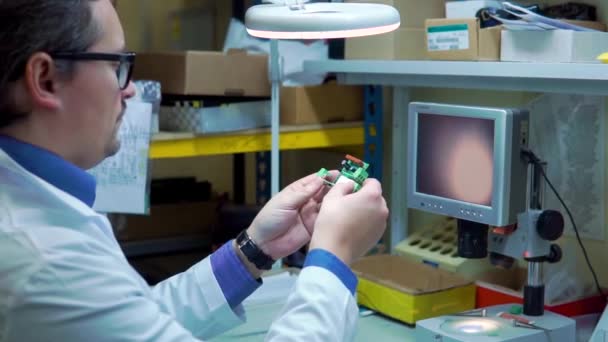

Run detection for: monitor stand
[[457, 219, 488, 259]]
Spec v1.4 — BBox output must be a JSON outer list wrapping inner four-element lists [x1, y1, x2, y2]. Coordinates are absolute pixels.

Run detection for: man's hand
[[309, 178, 389, 265], [246, 171, 338, 260]]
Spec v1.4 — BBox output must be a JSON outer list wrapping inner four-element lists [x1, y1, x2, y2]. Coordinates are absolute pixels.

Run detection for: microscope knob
[[546, 244, 563, 263], [537, 210, 564, 241]]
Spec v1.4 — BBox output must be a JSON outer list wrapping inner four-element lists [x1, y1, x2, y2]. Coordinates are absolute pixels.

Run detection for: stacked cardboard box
[[345, 0, 445, 60], [425, 18, 501, 61], [280, 82, 363, 125], [134, 49, 270, 97]]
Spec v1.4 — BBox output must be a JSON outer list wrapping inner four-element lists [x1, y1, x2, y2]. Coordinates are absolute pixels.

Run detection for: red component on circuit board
[[345, 154, 364, 166]]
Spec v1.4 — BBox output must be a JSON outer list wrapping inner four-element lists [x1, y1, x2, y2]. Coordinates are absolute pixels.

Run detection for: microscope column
[[524, 261, 544, 316], [523, 160, 546, 316]]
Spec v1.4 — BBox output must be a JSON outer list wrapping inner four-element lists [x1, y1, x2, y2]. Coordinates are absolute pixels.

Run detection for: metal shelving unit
[[304, 60, 608, 95], [303, 59, 608, 249], [119, 1, 379, 259], [124, 122, 366, 258]]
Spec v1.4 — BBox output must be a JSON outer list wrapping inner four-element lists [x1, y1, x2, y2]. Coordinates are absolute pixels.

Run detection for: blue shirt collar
[[0, 135, 96, 207]]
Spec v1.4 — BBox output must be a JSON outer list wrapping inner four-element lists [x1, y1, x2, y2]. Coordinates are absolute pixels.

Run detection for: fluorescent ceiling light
[[245, 3, 401, 39]]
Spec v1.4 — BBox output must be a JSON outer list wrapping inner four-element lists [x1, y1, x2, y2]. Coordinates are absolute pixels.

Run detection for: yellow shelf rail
[[150, 122, 364, 159]]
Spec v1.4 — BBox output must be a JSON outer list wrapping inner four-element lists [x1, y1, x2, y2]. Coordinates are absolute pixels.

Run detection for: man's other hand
[[246, 171, 339, 260]]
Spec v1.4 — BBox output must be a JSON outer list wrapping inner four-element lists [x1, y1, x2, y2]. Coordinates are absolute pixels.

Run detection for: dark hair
[[0, 0, 101, 128]]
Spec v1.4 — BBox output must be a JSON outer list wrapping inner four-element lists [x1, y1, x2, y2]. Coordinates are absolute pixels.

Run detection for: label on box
[[427, 24, 470, 51]]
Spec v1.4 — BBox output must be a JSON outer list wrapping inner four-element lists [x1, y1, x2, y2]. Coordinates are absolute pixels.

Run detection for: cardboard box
[[345, 28, 426, 60], [395, 29, 428, 60], [446, 0, 503, 19], [352, 254, 476, 324], [346, 0, 445, 29], [561, 20, 606, 32], [425, 18, 501, 61], [346, 30, 394, 60], [393, 0, 445, 29], [280, 82, 363, 125], [476, 268, 607, 317], [501, 29, 608, 63], [133, 50, 270, 96], [114, 201, 218, 241], [344, 0, 442, 60]]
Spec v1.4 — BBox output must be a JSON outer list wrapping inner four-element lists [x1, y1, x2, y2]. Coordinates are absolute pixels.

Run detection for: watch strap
[[236, 230, 275, 270]]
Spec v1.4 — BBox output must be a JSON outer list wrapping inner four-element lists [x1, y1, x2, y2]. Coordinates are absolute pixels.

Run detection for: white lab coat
[[0, 149, 358, 341]]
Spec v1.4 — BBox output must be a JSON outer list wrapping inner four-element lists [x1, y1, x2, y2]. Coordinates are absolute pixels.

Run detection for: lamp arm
[[270, 39, 281, 197], [263, 0, 310, 5]]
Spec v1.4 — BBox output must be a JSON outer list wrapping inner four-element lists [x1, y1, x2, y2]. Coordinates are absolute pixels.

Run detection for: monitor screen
[[408, 102, 528, 227], [416, 113, 494, 207]]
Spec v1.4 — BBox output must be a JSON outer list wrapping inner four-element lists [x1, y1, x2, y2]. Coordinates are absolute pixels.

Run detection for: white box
[[501, 30, 608, 63], [160, 101, 270, 134], [446, 0, 503, 19]]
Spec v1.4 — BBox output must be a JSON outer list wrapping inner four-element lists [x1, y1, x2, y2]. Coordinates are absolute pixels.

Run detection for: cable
[[522, 148, 606, 301]]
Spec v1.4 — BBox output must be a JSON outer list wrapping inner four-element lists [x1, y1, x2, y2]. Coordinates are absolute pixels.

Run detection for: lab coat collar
[[0, 135, 96, 207]]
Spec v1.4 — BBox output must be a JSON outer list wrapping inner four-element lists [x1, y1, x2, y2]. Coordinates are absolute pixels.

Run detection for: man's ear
[[23, 52, 63, 112]]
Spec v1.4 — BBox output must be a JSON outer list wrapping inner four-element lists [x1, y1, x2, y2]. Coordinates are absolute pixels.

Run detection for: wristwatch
[[236, 230, 275, 270]]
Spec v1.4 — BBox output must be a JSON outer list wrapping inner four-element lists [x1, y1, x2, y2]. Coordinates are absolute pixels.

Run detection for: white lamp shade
[[245, 3, 400, 39]]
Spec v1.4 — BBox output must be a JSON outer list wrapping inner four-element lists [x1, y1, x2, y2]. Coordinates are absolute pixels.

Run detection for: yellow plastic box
[[352, 254, 476, 324]]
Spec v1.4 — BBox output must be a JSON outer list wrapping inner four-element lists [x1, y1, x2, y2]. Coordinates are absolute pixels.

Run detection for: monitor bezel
[[407, 102, 517, 227]]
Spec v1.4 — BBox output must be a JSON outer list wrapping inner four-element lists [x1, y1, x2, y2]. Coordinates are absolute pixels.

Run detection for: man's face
[[59, 0, 135, 169]]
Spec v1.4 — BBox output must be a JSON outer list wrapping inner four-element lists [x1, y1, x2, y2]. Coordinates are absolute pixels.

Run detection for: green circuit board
[[317, 155, 370, 192]]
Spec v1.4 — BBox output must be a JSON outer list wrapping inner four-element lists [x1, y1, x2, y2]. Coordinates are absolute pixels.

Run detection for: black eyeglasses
[[50, 52, 136, 90]]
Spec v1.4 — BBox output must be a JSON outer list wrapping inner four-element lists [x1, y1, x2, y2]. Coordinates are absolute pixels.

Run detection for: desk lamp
[[245, 0, 400, 196]]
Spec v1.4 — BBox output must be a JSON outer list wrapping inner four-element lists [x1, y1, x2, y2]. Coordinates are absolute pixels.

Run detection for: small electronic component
[[317, 155, 370, 192]]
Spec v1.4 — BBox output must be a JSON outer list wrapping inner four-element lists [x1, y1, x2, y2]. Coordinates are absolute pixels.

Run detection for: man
[[0, 0, 389, 341]]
